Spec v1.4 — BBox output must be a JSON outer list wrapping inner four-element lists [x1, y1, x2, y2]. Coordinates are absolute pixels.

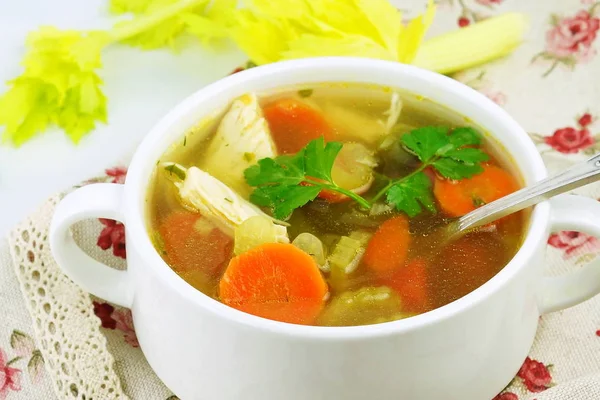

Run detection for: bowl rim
[[124, 57, 550, 340]]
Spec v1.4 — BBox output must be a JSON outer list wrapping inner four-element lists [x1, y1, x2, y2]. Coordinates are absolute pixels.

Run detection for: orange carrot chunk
[[363, 215, 411, 274], [219, 243, 328, 325], [433, 164, 518, 218], [379, 258, 428, 314], [263, 98, 334, 154], [158, 211, 233, 278]]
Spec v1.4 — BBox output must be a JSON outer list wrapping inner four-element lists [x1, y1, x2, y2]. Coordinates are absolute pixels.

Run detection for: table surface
[[0, 0, 245, 236]]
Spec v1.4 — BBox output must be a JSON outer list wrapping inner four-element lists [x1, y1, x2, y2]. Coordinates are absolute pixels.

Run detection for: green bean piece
[[318, 286, 407, 326]]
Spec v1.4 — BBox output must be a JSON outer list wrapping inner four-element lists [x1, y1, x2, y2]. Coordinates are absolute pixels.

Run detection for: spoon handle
[[457, 153, 600, 232]]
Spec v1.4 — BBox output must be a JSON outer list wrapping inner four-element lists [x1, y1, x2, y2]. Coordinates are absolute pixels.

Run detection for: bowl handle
[[49, 183, 133, 308], [538, 194, 600, 314]]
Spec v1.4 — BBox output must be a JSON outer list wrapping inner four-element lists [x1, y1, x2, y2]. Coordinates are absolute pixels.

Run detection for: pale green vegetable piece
[[318, 286, 406, 327], [327, 230, 372, 276], [162, 162, 187, 181], [234, 216, 280, 255], [292, 233, 327, 270], [328, 236, 363, 277], [330, 142, 377, 193], [349, 230, 372, 244], [413, 13, 529, 75], [320, 234, 341, 250]]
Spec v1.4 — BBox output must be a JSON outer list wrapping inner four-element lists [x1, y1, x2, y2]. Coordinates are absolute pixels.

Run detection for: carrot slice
[[158, 211, 233, 278], [433, 164, 518, 217], [219, 243, 328, 325], [380, 258, 428, 314], [363, 215, 411, 274], [263, 98, 334, 154]]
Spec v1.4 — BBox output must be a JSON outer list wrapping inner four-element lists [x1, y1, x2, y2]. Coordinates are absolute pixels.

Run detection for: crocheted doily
[[8, 195, 128, 400]]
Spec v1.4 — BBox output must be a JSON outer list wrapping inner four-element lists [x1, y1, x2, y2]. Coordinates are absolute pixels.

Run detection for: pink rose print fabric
[[0, 330, 46, 399], [105, 167, 127, 184], [544, 127, 594, 154], [492, 392, 519, 400], [113, 309, 139, 348], [96, 167, 128, 259], [517, 357, 554, 393], [533, 5, 600, 76], [530, 111, 600, 155], [97, 218, 126, 259], [93, 301, 139, 348], [89, 167, 139, 348], [0, 348, 21, 400], [548, 230, 600, 259], [490, 357, 554, 398]]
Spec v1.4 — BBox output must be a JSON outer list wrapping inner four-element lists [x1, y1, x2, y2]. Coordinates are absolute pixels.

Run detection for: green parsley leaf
[[304, 138, 343, 182], [401, 126, 448, 162], [250, 185, 322, 220], [246, 126, 488, 220], [244, 156, 303, 186], [385, 172, 436, 217], [163, 162, 187, 181], [401, 126, 489, 180], [298, 89, 314, 98], [432, 158, 484, 180], [372, 125, 489, 217], [443, 147, 489, 163], [244, 137, 370, 219], [447, 126, 482, 147]]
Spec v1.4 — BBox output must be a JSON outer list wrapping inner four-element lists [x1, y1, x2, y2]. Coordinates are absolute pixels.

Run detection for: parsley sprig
[[244, 137, 371, 219], [371, 126, 489, 216], [244, 126, 488, 219]]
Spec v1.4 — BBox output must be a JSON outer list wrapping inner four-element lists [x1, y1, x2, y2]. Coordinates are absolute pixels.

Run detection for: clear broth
[[147, 83, 525, 326]]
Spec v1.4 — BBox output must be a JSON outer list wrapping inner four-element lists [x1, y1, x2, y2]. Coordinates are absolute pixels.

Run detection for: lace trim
[[8, 195, 129, 400]]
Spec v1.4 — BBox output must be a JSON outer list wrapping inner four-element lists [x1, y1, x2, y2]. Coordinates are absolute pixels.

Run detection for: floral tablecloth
[[2, 0, 600, 399]]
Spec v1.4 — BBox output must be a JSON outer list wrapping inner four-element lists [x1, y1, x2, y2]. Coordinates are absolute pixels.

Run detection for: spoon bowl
[[445, 153, 600, 241]]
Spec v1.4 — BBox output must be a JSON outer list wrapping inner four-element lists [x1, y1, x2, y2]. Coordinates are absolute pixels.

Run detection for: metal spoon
[[445, 153, 600, 241]]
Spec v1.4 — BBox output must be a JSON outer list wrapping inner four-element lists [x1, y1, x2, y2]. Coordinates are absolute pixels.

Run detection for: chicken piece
[[201, 93, 277, 198], [165, 164, 288, 242], [384, 92, 402, 133]]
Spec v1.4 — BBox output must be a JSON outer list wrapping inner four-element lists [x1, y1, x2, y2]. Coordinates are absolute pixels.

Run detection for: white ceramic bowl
[[50, 58, 600, 400]]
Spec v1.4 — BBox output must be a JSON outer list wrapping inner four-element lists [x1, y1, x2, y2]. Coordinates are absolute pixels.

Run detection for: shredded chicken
[[173, 166, 288, 242], [201, 93, 277, 198]]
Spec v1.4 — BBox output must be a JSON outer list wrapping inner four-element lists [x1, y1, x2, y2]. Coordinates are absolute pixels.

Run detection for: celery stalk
[[413, 13, 529, 75]]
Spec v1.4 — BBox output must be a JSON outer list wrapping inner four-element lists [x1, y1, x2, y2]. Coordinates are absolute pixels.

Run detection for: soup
[[147, 83, 524, 327]]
